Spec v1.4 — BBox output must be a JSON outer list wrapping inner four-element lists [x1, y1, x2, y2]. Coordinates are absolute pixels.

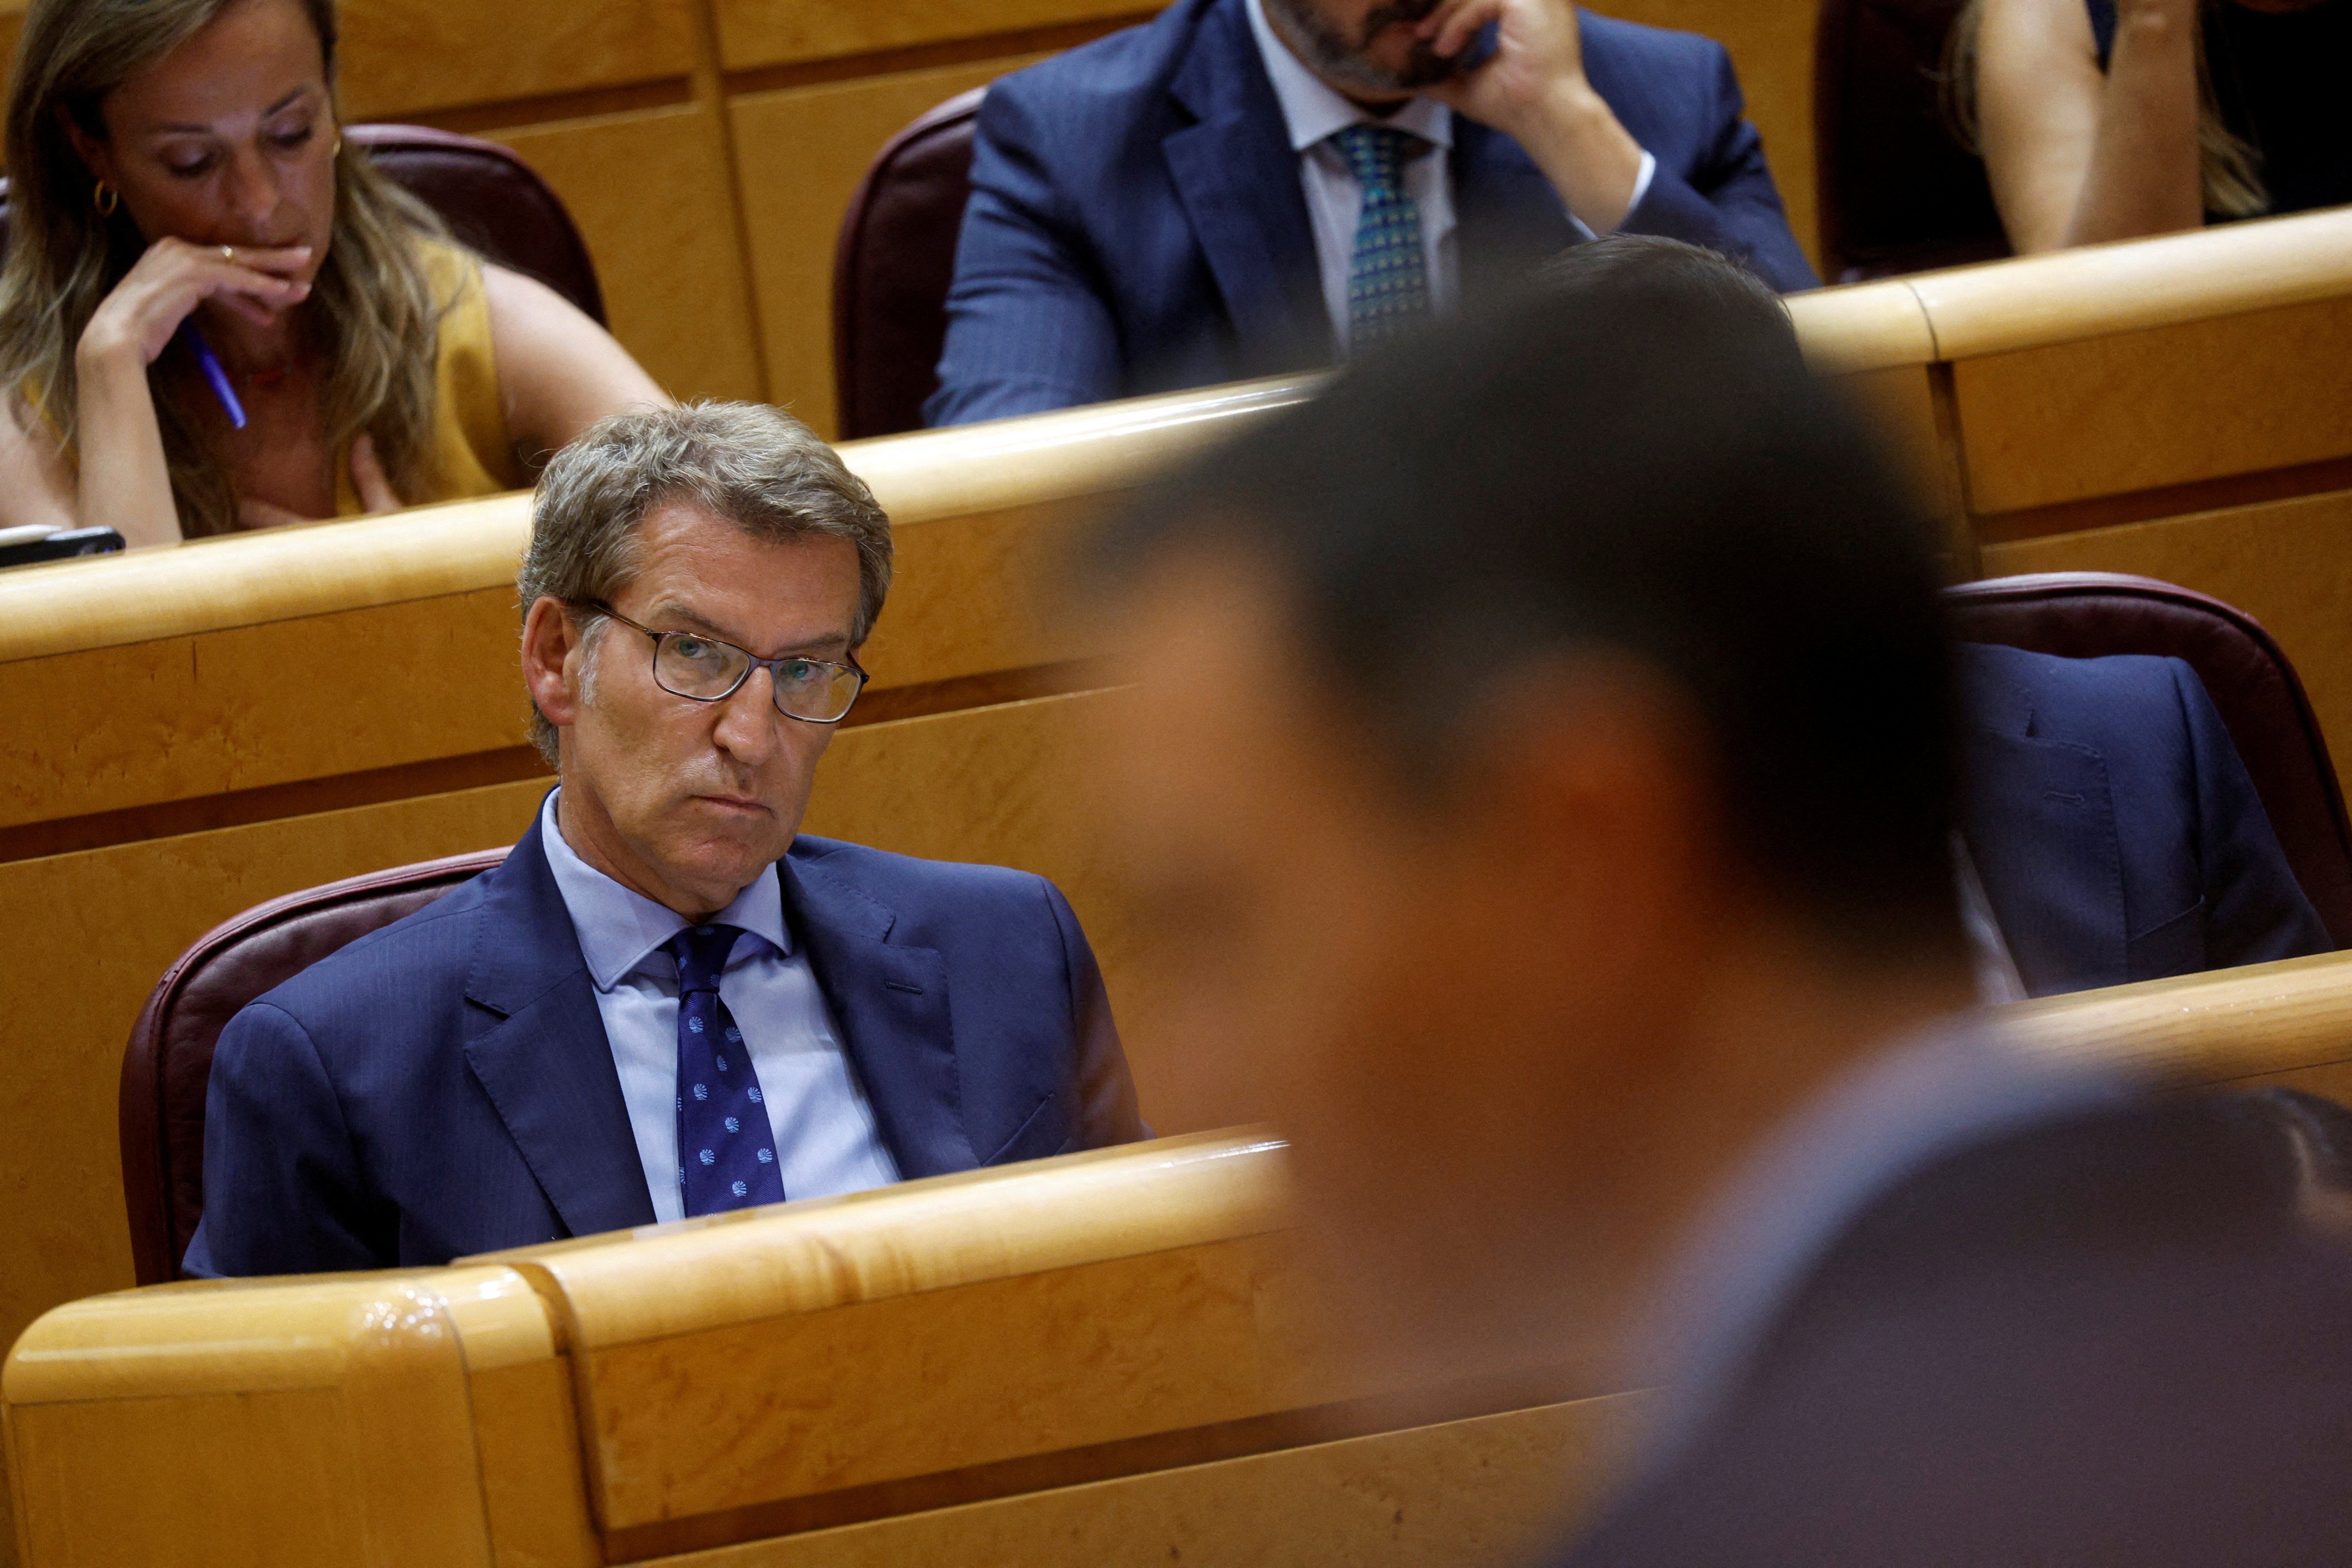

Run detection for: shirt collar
[[538, 789, 791, 992], [1244, 0, 1453, 155]]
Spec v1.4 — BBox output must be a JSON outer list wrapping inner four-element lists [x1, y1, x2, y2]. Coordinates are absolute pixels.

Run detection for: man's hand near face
[[1418, 0, 1648, 232]]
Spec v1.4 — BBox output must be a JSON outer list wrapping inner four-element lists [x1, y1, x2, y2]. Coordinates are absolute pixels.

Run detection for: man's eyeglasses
[[578, 601, 867, 724]]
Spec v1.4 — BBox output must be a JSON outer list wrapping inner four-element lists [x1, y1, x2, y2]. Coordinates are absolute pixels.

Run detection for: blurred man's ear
[[1445, 655, 1727, 1000]]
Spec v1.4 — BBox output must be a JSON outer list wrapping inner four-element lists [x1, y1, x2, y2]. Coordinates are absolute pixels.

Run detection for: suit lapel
[[1452, 119, 1578, 297], [784, 851, 976, 1179], [461, 811, 657, 1238], [1164, 0, 1332, 370], [1956, 665, 2130, 995]]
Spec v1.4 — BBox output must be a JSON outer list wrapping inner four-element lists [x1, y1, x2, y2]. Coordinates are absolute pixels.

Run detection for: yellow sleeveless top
[[332, 237, 525, 514]]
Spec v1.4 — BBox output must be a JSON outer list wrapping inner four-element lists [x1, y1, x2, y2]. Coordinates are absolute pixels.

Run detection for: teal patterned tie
[[1332, 123, 1432, 348]]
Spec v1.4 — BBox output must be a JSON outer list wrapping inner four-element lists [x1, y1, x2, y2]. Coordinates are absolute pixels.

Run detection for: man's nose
[[711, 667, 781, 764]]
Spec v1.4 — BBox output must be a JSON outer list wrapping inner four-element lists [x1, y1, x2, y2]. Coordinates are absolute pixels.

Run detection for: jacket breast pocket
[[2126, 897, 2209, 984]]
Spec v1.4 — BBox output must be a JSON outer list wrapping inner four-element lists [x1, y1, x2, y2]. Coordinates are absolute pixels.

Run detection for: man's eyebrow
[[149, 85, 314, 135], [646, 602, 853, 656]]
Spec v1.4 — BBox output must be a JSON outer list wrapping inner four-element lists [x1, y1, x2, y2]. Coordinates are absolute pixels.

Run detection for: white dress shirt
[[1243, 0, 1654, 355], [538, 791, 899, 1221]]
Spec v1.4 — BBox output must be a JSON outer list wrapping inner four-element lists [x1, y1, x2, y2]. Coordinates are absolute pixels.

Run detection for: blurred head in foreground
[[1093, 236, 1973, 1387]]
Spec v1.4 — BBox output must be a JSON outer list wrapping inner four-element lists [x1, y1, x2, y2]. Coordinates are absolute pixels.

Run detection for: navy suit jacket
[[1559, 1086, 2352, 1566], [1958, 644, 2331, 997], [926, 0, 1817, 426], [186, 813, 1146, 1276]]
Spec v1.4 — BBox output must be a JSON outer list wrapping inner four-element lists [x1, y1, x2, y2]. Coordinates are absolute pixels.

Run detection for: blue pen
[[180, 321, 247, 430]]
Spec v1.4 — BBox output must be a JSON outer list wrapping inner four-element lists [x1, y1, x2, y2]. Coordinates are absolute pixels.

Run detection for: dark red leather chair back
[[1947, 572, 2352, 945], [1814, 0, 2011, 281], [832, 88, 984, 440], [0, 125, 604, 324], [119, 848, 507, 1284]]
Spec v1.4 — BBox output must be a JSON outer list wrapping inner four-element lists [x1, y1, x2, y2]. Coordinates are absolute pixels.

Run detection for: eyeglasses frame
[[575, 599, 869, 725]]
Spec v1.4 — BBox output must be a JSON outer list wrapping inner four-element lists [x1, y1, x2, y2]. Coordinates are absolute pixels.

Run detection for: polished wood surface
[[0, 375, 1307, 842], [12, 925, 2352, 1566], [1999, 950, 2352, 1089], [3, 1133, 1639, 1566]]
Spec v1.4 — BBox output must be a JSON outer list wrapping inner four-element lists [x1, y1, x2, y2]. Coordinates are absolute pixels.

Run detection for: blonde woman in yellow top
[[0, 0, 670, 547]]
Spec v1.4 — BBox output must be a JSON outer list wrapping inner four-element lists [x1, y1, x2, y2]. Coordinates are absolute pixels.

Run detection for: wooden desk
[[11, 948, 2352, 1566], [3, 1132, 1643, 1568]]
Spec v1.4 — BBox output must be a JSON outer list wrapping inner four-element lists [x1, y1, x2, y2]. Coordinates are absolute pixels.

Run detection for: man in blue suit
[[1957, 643, 2331, 1000], [926, 0, 1817, 426], [187, 405, 1145, 1277]]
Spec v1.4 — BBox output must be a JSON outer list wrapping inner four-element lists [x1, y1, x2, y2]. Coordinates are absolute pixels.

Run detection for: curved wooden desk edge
[[1995, 948, 2352, 1085], [0, 378, 1321, 668], [2, 1262, 549, 1405], [1910, 207, 2352, 362], [474, 1128, 1291, 1351], [1786, 277, 1937, 375]]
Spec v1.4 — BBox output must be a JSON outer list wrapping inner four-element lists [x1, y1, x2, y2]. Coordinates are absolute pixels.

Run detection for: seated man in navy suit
[[187, 403, 1145, 1276], [1957, 642, 2330, 1000], [926, 0, 1817, 426]]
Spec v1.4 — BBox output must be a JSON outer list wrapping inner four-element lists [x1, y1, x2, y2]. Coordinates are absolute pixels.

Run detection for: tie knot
[[669, 924, 743, 995], [1330, 123, 1422, 194]]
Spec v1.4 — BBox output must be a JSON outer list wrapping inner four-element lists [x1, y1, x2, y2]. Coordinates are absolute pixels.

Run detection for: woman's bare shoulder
[[477, 260, 670, 452]]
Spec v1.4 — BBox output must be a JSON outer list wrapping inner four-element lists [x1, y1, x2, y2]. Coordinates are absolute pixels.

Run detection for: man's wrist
[[1520, 82, 1646, 231]]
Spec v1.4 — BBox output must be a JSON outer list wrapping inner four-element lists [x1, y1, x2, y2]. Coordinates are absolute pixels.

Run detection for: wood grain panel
[[730, 54, 1047, 436], [1978, 488, 2352, 774], [582, 1236, 1286, 1526], [668, 1395, 1646, 1568], [334, 0, 694, 121], [0, 779, 548, 1367], [1954, 296, 2352, 515], [714, 0, 1138, 71], [488, 106, 766, 405], [0, 588, 526, 833]]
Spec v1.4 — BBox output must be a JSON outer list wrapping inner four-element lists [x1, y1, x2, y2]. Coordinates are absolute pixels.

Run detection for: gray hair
[[517, 401, 893, 763]]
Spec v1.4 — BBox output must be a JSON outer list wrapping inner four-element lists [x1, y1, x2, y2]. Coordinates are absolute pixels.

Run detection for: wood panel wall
[[0, 0, 1826, 436]]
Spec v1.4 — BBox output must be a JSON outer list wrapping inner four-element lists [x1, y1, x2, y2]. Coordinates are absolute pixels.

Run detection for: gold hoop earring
[[92, 180, 118, 216], [330, 132, 343, 157]]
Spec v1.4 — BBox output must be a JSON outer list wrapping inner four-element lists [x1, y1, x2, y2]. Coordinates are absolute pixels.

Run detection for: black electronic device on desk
[[0, 526, 126, 570]]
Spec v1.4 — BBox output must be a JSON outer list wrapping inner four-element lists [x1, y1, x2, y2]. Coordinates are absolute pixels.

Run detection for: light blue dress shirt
[[537, 791, 900, 1221]]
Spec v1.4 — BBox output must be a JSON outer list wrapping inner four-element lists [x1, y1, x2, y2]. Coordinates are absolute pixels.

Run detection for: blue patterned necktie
[[1332, 123, 1432, 348], [670, 924, 786, 1216]]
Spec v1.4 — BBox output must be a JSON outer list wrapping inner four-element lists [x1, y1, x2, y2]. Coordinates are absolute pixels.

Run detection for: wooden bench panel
[[1979, 488, 2352, 770], [1953, 296, 2352, 517], [730, 54, 1051, 436], [489, 106, 766, 405], [714, 0, 1143, 71], [334, 0, 695, 120]]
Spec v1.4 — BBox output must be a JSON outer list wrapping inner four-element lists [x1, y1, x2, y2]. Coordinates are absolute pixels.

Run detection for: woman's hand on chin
[[77, 239, 313, 371]]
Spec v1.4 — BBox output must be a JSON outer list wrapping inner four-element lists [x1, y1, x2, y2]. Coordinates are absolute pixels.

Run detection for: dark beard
[[1263, 0, 1462, 94]]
